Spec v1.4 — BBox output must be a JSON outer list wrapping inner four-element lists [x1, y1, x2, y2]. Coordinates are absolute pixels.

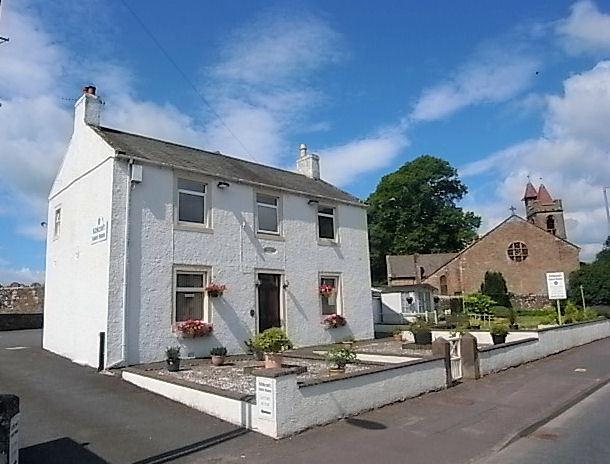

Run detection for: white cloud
[[556, 1, 610, 53], [461, 61, 610, 261], [410, 49, 539, 122], [0, 266, 45, 285]]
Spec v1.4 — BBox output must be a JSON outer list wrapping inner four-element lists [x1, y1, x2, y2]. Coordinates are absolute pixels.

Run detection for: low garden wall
[[478, 319, 610, 376], [432, 329, 538, 345], [0, 313, 43, 331]]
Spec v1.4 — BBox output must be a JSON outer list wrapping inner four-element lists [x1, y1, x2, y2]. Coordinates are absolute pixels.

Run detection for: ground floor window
[[320, 275, 341, 315], [175, 270, 208, 322]]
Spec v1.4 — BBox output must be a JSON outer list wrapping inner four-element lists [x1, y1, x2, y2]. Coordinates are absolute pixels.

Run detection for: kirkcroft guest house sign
[[91, 217, 108, 244]]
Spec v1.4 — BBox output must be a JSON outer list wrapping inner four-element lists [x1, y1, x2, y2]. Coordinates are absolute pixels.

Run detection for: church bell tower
[[522, 182, 567, 239]]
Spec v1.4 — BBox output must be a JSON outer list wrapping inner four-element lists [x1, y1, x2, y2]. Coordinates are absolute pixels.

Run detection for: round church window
[[507, 242, 528, 262]]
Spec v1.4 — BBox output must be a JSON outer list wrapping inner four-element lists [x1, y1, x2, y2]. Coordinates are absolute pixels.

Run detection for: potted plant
[[166, 346, 181, 372], [409, 319, 432, 345], [322, 313, 347, 329], [392, 327, 403, 341], [245, 338, 264, 361], [210, 346, 227, 366], [174, 319, 213, 338], [340, 336, 355, 349], [490, 323, 509, 345], [206, 283, 226, 298], [325, 347, 358, 374], [251, 328, 293, 369]]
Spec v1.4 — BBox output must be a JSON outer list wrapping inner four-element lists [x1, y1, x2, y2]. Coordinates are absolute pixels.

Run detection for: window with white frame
[[175, 270, 207, 322], [53, 207, 61, 239], [317, 206, 336, 240], [256, 193, 280, 234], [177, 178, 207, 224], [320, 275, 341, 315]]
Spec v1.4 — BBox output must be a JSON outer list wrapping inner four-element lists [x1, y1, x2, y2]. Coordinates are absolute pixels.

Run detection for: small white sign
[[546, 272, 567, 300], [9, 413, 19, 464], [91, 217, 108, 244], [256, 377, 276, 421]]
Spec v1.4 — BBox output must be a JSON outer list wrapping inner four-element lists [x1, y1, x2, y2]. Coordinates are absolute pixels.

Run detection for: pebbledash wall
[[478, 319, 610, 376], [44, 93, 373, 368], [123, 356, 448, 439]]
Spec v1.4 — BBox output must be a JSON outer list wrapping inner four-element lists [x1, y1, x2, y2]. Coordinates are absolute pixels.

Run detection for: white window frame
[[319, 273, 342, 316], [173, 267, 210, 323], [53, 206, 61, 240], [176, 177, 210, 228], [255, 192, 282, 236], [317, 205, 337, 241]]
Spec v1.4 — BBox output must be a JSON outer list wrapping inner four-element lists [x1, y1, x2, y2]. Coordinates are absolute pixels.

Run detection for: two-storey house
[[43, 87, 374, 368]]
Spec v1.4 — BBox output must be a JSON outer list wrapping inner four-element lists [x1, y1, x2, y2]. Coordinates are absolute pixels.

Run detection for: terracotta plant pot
[[329, 366, 346, 375], [393, 334, 403, 341], [166, 359, 180, 372], [264, 353, 283, 369], [211, 355, 225, 366]]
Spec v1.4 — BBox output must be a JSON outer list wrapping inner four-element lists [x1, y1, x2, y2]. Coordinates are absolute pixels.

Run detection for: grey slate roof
[[93, 126, 364, 206], [387, 253, 457, 279]]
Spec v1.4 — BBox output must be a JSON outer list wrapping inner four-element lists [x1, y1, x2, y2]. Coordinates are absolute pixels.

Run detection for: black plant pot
[[167, 358, 181, 372], [491, 334, 507, 345], [414, 331, 432, 345]]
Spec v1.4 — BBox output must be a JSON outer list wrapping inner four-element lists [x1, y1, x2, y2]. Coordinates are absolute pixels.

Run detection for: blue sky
[[1, 0, 610, 283]]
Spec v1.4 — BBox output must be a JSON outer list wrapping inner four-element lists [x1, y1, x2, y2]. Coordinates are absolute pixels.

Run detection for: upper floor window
[[53, 207, 61, 239], [178, 179, 206, 225], [256, 193, 280, 234], [317, 206, 336, 240], [175, 270, 208, 322]]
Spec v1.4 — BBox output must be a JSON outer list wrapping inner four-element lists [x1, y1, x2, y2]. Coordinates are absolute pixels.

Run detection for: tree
[[569, 246, 610, 305], [463, 293, 495, 314], [367, 155, 481, 283], [480, 271, 511, 307]]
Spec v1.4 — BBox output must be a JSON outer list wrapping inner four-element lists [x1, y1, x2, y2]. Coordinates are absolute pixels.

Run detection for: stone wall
[[0, 285, 44, 314]]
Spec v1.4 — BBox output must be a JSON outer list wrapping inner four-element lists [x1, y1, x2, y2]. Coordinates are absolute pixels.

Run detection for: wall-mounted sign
[[91, 217, 108, 244], [256, 377, 276, 421], [546, 272, 567, 300]]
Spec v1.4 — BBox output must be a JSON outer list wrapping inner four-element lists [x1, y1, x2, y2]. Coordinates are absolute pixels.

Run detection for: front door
[[257, 273, 281, 332]]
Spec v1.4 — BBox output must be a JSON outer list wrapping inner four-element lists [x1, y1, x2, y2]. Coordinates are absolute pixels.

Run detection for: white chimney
[[74, 85, 101, 130], [296, 143, 320, 180]]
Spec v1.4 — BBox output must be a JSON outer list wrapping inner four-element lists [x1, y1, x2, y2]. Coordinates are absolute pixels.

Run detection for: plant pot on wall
[[167, 358, 180, 371], [264, 352, 283, 369], [413, 331, 432, 345], [211, 355, 226, 366], [491, 334, 507, 345]]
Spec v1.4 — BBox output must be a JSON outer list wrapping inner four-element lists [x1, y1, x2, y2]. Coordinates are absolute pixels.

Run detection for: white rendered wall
[[432, 330, 539, 345], [43, 112, 115, 367], [109, 162, 373, 365]]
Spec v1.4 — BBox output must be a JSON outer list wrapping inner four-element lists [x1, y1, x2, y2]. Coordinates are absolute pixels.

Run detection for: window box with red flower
[[322, 313, 346, 329], [173, 319, 213, 338], [205, 283, 226, 298]]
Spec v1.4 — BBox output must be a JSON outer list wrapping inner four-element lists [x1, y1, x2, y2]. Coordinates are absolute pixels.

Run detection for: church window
[[440, 275, 448, 295], [546, 215, 556, 235], [507, 241, 528, 262]]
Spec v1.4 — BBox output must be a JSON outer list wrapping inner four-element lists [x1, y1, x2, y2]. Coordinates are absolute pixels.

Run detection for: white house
[[43, 87, 374, 368], [373, 284, 437, 324]]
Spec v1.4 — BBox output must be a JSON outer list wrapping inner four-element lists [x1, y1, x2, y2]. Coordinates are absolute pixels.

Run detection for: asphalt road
[[484, 384, 610, 464], [0, 329, 245, 464]]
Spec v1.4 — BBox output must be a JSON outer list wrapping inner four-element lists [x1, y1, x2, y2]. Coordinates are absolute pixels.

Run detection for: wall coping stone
[[122, 367, 256, 403], [535, 318, 608, 333], [478, 337, 539, 353], [252, 366, 307, 378], [298, 355, 445, 388]]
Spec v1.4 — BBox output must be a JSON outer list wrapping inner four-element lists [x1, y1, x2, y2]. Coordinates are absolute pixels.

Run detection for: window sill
[[318, 238, 339, 247], [174, 223, 214, 234], [257, 233, 285, 242]]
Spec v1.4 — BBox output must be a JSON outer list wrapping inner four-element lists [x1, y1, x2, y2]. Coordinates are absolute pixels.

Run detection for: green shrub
[[491, 306, 510, 318], [490, 323, 509, 337], [210, 346, 227, 356], [326, 347, 358, 368], [408, 318, 431, 334], [251, 328, 293, 353], [464, 292, 495, 314], [480, 271, 511, 307], [165, 346, 180, 361]]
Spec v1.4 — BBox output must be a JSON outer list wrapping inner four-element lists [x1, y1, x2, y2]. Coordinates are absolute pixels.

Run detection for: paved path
[[1, 330, 609, 464], [483, 384, 610, 464], [0, 330, 245, 464]]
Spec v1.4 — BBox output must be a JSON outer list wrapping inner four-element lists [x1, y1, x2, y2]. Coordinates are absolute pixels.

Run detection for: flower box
[[322, 313, 346, 329], [173, 319, 213, 338], [206, 283, 226, 298]]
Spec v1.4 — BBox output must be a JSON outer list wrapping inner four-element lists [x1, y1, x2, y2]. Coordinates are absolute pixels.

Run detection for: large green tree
[[367, 155, 480, 283], [569, 243, 610, 305]]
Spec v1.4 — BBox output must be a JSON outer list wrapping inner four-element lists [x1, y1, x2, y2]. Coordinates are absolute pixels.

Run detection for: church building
[[386, 183, 580, 306]]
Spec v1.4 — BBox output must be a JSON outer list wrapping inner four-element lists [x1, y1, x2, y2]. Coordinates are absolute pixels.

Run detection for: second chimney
[[296, 143, 320, 180], [74, 85, 102, 130]]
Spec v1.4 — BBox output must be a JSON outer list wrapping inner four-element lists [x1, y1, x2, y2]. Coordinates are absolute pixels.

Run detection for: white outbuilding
[[43, 87, 374, 368]]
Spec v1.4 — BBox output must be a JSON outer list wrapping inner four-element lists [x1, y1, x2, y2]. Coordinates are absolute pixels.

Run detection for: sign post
[[546, 272, 567, 325]]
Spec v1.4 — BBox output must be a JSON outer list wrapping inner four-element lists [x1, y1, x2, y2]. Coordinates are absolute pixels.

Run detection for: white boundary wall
[[479, 319, 610, 376], [432, 330, 539, 345]]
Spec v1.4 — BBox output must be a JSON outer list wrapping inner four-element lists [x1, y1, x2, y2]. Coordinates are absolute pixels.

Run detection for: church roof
[[537, 184, 554, 204], [387, 253, 457, 279], [522, 182, 538, 200]]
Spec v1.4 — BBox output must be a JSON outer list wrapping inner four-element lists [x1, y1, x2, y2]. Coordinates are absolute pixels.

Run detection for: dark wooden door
[[257, 273, 281, 332]]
